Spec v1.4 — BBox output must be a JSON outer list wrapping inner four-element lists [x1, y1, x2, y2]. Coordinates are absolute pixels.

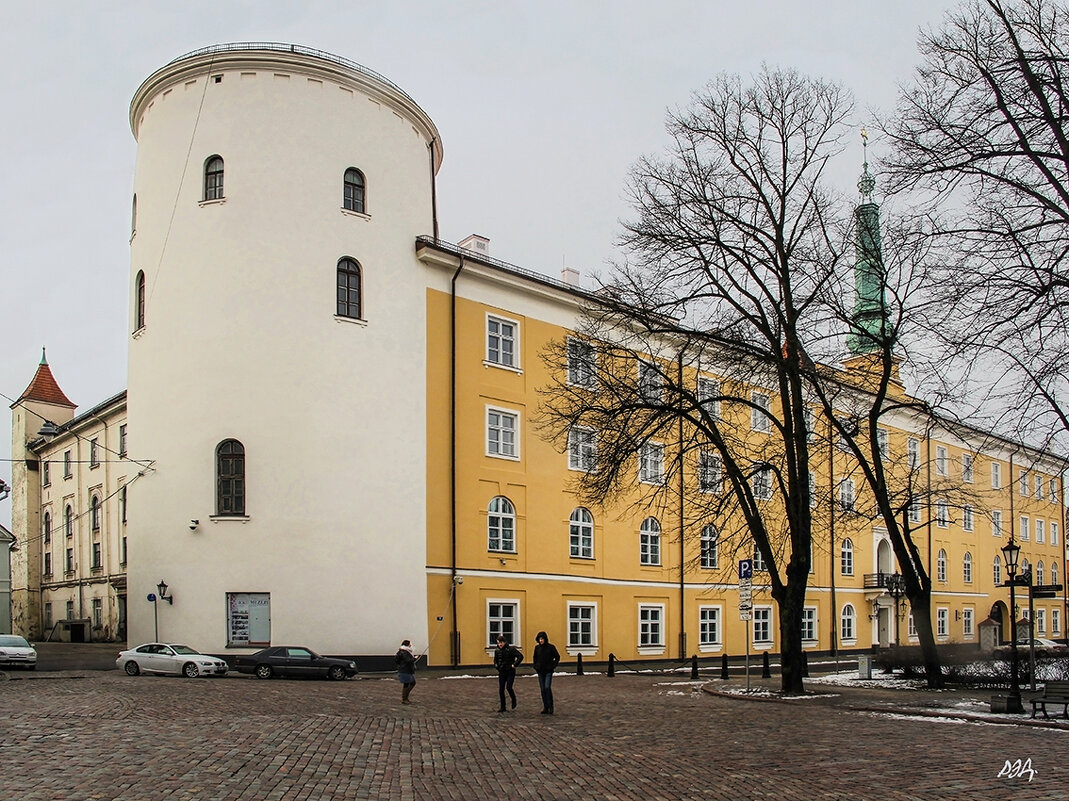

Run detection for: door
[[878, 607, 890, 648]]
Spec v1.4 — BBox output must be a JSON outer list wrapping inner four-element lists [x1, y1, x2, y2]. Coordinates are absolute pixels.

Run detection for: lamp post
[[149, 580, 173, 643], [1001, 537, 1023, 713], [886, 573, 906, 648]]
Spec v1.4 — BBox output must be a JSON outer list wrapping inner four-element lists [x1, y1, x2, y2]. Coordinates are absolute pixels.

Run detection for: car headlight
[[348, 662, 356, 669]]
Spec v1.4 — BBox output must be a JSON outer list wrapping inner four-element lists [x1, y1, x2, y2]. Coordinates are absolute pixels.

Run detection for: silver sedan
[[116, 643, 229, 677]]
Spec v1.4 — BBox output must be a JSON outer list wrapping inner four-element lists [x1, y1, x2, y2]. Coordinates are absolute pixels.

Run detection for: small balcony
[[864, 572, 893, 589]]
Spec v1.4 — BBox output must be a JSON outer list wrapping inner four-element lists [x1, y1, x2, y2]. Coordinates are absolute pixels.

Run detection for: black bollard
[[721, 653, 729, 680], [690, 654, 699, 681], [576, 652, 584, 676], [802, 651, 809, 678], [608, 652, 616, 677], [761, 651, 771, 679]]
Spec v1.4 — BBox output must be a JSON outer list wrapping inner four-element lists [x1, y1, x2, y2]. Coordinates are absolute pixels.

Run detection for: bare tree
[[539, 67, 855, 695], [881, 0, 1069, 446]]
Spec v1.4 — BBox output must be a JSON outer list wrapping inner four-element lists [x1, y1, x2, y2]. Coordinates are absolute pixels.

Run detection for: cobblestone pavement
[[2, 669, 1066, 800]]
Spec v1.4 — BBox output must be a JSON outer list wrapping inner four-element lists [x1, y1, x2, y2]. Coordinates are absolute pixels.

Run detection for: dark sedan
[[233, 646, 358, 680]]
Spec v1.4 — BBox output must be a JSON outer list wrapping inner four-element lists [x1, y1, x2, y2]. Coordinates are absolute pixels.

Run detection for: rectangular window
[[961, 453, 973, 483], [486, 315, 517, 368], [991, 510, 1002, 537], [990, 462, 1002, 489], [1020, 471, 1029, 496], [697, 377, 721, 419], [936, 498, 949, 528], [752, 546, 767, 573], [877, 428, 889, 459], [42, 461, 51, 487], [962, 608, 974, 638], [804, 407, 816, 444], [1054, 609, 1062, 635], [838, 479, 855, 512], [1037, 609, 1047, 636], [1049, 478, 1058, 503], [487, 601, 518, 647], [1035, 519, 1045, 544], [750, 392, 771, 433], [801, 607, 817, 642], [700, 528, 718, 569], [92, 598, 102, 628], [699, 607, 721, 647], [908, 613, 917, 638], [908, 494, 921, 524], [89, 439, 99, 468], [63, 450, 72, 478], [486, 407, 519, 459], [65, 548, 74, 573], [119, 424, 128, 457], [638, 359, 664, 403], [753, 607, 772, 644], [935, 445, 948, 476], [1020, 516, 1030, 541], [962, 504, 974, 532], [638, 605, 664, 648], [937, 607, 948, 638], [91, 542, 101, 570], [1035, 475, 1045, 500], [752, 465, 772, 501], [699, 451, 722, 494], [567, 603, 596, 648], [227, 592, 272, 647], [121, 536, 127, 565], [639, 442, 665, 485], [568, 427, 597, 472], [44, 602, 52, 630], [66, 600, 74, 620], [567, 338, 596, 388], [1051, 521, 1059, 546], [907, 438, 920, 470], [120, 485, 127, 524], [44, 552, 52, 576]]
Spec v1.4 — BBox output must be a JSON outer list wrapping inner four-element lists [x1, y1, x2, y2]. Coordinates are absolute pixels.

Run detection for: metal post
[[608, 653, 615, 677], [576, 652, 584, 676], [152, 597, 159, 643], [1009, 578, 1022, 711], [690, 654, 698, 681]]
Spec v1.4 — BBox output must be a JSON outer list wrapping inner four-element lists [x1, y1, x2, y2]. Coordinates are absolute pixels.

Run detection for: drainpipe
[[829, 412, 837, 659], [677, 351, 686, 660], [450, 253, 465, 665], [429, 139, 439, 241]]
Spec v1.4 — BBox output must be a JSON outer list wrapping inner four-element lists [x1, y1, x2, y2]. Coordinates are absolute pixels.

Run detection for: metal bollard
[[690, 654, 699, 681], [721, 653, 729, 680], [576, 652, 584, 676], [608, 652, 616, 677], [802, 651, 809, 678], [761, 651, 771, 679]]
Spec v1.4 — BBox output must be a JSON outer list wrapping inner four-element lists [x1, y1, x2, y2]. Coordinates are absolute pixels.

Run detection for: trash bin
[[857, 654, 872, 679]]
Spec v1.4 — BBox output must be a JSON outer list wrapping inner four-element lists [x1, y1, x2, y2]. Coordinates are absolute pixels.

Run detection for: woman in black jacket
[[395, 639, 416, 704], [532, 631, 560, 714]]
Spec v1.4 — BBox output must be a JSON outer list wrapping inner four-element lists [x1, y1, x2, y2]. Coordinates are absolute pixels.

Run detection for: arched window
[[43, 512, 51, 544], [337, 258, 362, 319], [64, 505, 73, 538], [840, 538, 854, 576], [963, 552, 972, 583], [640, 517, 660, 565], [216, 439, 245, 516], [937, 549, 947, 582], [1021, 557, 1030, 576], [993, 555, 1002, 586], [1052, 563, 1059, 586], [343, 168, 366, 213], [488, 496, 515, 552], [700, 524, 718, 569], [569, 507, 593, 559], [841, 604, 856, 641], [204, 155, 224, 200], [90, 495, 101, 532], [1036, 561, 1045, 585], [135, 270, 146, 330]]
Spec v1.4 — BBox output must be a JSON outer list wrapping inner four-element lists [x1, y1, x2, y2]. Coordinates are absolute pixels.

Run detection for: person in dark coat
[[532, 631, 560, 714], [493, 635, 523, 712], [395, 639, 416, 704]]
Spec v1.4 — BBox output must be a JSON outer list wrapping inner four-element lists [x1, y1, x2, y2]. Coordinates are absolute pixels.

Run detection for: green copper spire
[[847, 128, 889, 355]]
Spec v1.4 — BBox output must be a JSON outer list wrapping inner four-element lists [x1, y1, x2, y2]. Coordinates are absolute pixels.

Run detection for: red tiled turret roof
[[16, 348, 76, 408]]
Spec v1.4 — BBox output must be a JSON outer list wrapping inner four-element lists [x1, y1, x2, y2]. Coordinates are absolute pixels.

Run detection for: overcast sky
[[1, 0, 958, 519]]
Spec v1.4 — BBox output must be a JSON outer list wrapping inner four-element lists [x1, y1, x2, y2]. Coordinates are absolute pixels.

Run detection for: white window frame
[[639, 517, 661, 566], [1019, 471, 1029, 496], [1036, 561, 1045, 585], [962, 504, 974, 532], [937, 549, 947, 582], [993, 556, 1002, 586], [840, 604, 857, 644], [801, 606, 818, 644], [752, 465, 772, 501], [569, 507, 594, 559], [963, 551, 973, 583], [638, 604, 665, 652], [990, 461, 1002, 489], [907, 438, 920, 470], [566, 602, 597, 654], [697, 377, 721, 419], [936, 498, 949, 528], [1019, 516, 1030, 541], [936, 607, 949, 639], [908, 494, 921, 524], [638, 359, 664, 403], [1049, 478, 1058, 503], [1051, 521, 1059, 546], [487, 496, 516, 553], [566, 337, 596, 388], [700, 524, 718, 569], [962, 607, 974, 638], [568, 426, 597, 472], [639, 441, 665, 485], [698, 606, 722, 651], [991, 509, 1002, 537], [961, 453, 973, 483], [877, 428, 889, 459], [840, 538, 854, 576], [1035, 474, 1045, 500], [486, 406, 520, 460], [1035, 519, 1045, 544], [1053, 608, 1062, 635], [699, 451, 722, 494], [935, 445, 948, 476], [838, 479, 855, 512], [487, 599, 519, 649], [485, 313, 519, 370], [750, 391, 771, 433], [908, 612, 917, 639], [1037, 608, 1047, 636], [753, 606, 773, 648]]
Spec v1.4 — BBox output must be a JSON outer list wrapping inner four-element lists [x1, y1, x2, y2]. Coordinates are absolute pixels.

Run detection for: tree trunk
[[775, 578, 808, 695], [905, 592, 944, 689]]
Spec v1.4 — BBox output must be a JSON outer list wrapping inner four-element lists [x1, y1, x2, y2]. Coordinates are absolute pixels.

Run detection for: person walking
[[532, 631, 560, 714], [493, 635, 523, 712], [395, 639, 416, 704]]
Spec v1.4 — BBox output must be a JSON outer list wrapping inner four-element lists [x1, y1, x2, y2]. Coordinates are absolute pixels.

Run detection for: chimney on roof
[[458, 234, 490, 257], [561, 266, 581, 287]]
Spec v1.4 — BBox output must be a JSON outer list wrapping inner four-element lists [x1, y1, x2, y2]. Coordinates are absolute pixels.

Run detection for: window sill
[[90, 463, 100, 470], [697, 644, 723, 653], [637, 646, 666, 656], [209, 515, 251, 523], [334, 315, 368, 327], [566, 646, 598, 657], [482, 360, 523, 375], [486, 452, 521, 462], [199, 198, 226, 207], [340, 208, 371, 220], [569, 555, 595, 561], [753, 642, 774, 651]]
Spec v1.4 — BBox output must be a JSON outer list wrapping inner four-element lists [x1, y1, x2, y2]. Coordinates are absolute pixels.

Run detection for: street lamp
[[1001, 537, 1023, 713], [148, 580, 173, 643], [886, 573, 906, 648], [157, 580, 173, 605]]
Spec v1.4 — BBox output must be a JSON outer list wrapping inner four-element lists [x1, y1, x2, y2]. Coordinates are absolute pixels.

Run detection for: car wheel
[[124, 661, 140, 676], [255, 664, 273, 679], [327, 665, 346, 681], [183, 662, 200, 678]]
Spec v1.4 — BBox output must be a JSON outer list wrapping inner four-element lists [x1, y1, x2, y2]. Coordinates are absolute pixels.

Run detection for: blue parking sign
[[739, 559, 753, 580]]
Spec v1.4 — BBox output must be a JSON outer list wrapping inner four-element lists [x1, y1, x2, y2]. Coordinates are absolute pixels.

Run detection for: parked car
[[116, 643, 229, 677], [0, 635, 37, 670], [994, 638, 1069, 658], [233, 646, 358, 680]]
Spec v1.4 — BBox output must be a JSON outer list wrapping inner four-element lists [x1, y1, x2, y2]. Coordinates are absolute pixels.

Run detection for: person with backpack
[[492, 635, 523, 712]]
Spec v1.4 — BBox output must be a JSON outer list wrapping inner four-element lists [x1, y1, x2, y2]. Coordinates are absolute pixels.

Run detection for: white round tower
[[127, 43, 441, 655]]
